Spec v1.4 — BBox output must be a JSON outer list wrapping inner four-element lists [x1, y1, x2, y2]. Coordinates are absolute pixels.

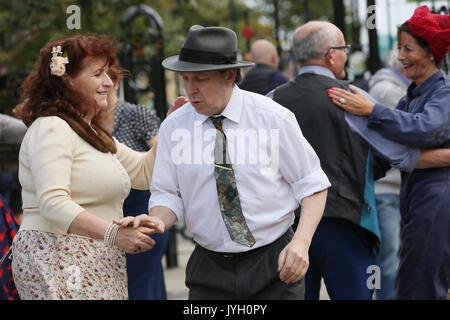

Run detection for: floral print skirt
[[11, 230, 128, 300]]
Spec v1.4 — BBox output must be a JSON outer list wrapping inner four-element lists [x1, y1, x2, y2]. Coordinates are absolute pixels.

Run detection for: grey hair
[[292, 26, 338, 64]]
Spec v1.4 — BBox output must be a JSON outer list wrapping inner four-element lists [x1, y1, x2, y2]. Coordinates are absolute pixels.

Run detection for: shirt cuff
[[368, 103, 385, 125], [148, 191, 185, 221], [290, 168, 331, 203], [391, 147, 421, 172]]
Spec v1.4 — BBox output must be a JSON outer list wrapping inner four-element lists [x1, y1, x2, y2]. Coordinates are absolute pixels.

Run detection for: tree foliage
[[0, 0, 339, 71], [0, 0, 337, 113], [0, 0, 274, 72], [249, 0, 334, 51]]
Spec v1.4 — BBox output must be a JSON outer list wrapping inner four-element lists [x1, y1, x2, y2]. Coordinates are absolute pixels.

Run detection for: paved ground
[[162, 234, 330, 300]]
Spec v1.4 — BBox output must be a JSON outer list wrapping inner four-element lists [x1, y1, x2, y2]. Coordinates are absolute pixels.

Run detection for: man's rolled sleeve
[[148, 190, 185, 221], [278, 111, 331, 204], [289, 168, 331, 203]]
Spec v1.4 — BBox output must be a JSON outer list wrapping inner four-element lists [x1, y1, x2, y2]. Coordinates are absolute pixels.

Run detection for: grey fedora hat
[[162, 25, 254, 72]]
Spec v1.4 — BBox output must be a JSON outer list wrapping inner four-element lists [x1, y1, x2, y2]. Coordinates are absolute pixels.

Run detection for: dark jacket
[[273, 73, 372, 231], [240, 63, 281, 95]]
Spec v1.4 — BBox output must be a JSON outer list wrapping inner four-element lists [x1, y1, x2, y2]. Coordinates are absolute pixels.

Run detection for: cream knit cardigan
[[18, 116, 155, 234]]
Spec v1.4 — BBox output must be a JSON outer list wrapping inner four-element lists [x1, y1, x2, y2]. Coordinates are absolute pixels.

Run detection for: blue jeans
[[375, 194, 400, 300]]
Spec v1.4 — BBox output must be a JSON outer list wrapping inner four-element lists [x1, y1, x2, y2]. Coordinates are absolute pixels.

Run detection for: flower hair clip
[[50, 45, 69, 77]]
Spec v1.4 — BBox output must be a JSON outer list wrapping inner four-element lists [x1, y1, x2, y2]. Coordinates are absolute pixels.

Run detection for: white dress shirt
[[150, 85, 330, 252]]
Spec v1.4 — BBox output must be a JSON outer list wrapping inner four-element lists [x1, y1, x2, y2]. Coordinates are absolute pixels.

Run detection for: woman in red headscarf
[[328, 6, 450, 299]]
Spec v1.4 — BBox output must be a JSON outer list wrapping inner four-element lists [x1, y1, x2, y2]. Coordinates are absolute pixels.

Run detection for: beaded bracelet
[[104, 222, 120, 247]]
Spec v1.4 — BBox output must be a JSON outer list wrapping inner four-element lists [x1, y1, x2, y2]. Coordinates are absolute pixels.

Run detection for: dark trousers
[[185, 229, 305, 300], [397, 182, 450, 300], [305, 218, 376, 300]]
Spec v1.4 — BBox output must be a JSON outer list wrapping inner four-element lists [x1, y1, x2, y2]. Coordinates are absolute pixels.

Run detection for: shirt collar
[[299, 65, 336, 79], [408, 70, 445, 98], [193, 84, 243, 126]]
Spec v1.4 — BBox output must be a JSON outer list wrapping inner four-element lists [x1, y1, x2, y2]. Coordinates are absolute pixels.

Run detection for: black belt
[[195, 229, 292, 259]]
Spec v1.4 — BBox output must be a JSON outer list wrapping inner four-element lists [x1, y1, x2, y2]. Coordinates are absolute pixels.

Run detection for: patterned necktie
[[209, 116, 255, 248]]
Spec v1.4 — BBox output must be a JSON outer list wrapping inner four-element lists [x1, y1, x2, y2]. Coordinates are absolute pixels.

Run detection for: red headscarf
[[404, 5, 450, 62]]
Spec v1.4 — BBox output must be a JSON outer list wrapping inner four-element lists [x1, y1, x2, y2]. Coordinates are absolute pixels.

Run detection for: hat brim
[[162, 55, 254, 72]]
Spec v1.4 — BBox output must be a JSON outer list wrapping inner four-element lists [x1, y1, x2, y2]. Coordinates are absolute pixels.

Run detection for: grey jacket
[[0, 113, 27, 144]]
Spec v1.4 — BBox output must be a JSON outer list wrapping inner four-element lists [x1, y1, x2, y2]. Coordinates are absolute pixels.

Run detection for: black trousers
[[185, 229, 305, 300]]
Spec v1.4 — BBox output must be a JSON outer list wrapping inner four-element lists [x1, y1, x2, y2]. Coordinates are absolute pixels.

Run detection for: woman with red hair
[[328, 6, 450, 299], [11, 35, 162, 299]]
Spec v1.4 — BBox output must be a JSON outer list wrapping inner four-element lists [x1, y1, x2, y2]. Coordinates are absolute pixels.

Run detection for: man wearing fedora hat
[[126, 25, 331, 299]]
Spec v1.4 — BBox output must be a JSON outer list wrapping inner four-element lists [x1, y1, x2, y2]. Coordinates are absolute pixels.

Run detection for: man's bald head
[[292, 21, 343, 65], [251, 39, 279, 68]]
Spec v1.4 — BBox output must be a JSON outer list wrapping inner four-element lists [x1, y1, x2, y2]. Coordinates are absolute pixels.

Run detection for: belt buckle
[[223, 254, 233, 258]]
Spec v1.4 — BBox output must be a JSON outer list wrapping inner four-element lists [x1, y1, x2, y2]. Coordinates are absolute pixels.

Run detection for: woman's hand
[[167, 96, 189, 117], [114, 214, 165, 234], [133, 214, 165, 233], [114, 225, 156, 254], [328, 85, 375, 116]]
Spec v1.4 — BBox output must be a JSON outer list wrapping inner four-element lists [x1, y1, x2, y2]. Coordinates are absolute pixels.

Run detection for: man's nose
[[184, 82, 197, 95]]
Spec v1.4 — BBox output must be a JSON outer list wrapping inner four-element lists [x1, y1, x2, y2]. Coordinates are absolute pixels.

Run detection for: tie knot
[[209, 116, 226, 131]]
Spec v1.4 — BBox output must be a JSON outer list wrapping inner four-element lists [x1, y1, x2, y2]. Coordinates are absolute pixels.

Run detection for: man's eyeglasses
[[324, 45, 351, 57]]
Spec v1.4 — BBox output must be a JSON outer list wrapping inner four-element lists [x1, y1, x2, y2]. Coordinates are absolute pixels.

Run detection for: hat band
[[179, 48, 237, 65]]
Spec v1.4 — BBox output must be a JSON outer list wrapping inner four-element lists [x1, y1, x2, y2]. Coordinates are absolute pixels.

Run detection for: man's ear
[[226, 68, 237, 85], [326, 50, 335, 66], [270, 53, 279, 69]]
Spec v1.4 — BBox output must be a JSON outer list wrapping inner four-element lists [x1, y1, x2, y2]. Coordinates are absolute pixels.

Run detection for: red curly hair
[[14, 34, 120, 127]]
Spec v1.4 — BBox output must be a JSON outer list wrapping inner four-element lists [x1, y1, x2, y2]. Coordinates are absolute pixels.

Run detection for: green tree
[[0, 0, 287, 112], [0, 0, 272, 72]]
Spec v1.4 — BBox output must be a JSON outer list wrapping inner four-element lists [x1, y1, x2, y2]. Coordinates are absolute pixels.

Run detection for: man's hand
[[277, 189, 328, 283], [277, 238, 310, 283]]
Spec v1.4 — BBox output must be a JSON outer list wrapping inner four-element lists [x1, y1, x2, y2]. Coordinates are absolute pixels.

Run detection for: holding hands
[[113, 214, 165, 254], [114, 224, 156, 254], [327, 85, 375, 116]]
